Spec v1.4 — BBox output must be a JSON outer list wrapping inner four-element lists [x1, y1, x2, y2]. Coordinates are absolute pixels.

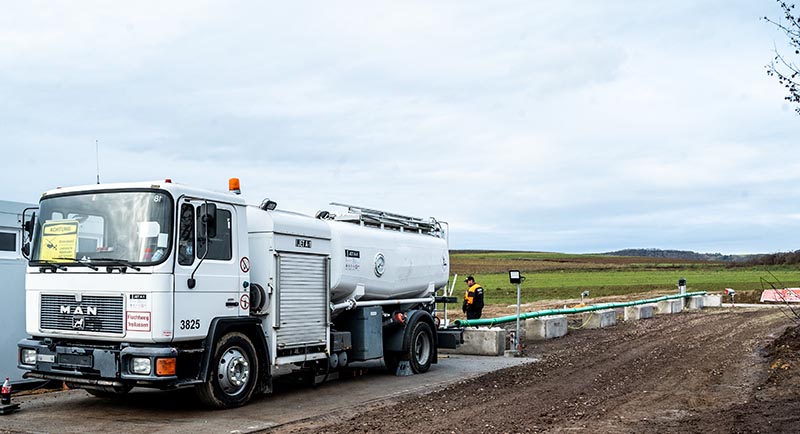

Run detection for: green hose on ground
[[452, 291, 708, 328]]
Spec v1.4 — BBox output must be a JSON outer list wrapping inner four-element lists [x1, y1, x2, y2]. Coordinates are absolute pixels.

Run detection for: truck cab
[[18, 181, 256, 401]]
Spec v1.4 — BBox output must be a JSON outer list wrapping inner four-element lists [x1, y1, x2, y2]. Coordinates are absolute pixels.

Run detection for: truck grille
[[40, 294, 125, 335]]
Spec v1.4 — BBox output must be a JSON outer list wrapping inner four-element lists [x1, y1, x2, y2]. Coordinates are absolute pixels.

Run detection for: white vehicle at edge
[[17, 179, 458, 408]]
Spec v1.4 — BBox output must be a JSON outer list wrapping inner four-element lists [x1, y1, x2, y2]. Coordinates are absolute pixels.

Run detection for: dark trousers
[[466, 311, 482, 320]]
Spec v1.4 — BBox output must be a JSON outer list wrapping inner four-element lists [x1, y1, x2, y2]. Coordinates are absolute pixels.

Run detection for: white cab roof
[[40, 180, 247, 206]]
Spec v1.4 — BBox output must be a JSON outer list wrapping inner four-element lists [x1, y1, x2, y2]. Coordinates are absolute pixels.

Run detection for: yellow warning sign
[[40, 220, 79, 262]]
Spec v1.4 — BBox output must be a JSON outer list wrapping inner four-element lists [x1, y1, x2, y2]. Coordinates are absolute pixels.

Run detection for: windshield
[[31, 190, 173, 266]]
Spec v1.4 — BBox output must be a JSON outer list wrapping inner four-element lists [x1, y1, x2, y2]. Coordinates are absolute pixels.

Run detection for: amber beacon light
[[229, 178, 241, 195]]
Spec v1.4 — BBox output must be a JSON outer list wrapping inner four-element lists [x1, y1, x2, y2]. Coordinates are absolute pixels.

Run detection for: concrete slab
[[703, 295, 722, 307], [583, 309, 617, 329], [524, 315, 568, 340], [656, 299, 683, 314], [685, 296, 705, 310], [0, 354, 536, 434], [624, 304, 654, 321], [444, 327, 507, 356]]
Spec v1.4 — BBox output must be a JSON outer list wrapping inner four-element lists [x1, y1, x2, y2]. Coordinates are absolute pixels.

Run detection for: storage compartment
[[330, 331, 352, 353], [338, 306, 383, 361]]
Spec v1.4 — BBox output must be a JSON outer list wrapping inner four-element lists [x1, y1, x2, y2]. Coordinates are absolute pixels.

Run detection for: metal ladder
[[329, 202, 442, 236]]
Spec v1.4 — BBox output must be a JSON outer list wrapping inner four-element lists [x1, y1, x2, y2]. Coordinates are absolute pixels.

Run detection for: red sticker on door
[[240, 256, 250, 273], [240, 294, 250, 310]]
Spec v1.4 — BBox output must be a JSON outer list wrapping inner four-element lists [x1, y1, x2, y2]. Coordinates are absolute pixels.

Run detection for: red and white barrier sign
[[760, 288, 800, 303], [126, 311, 152, 331]]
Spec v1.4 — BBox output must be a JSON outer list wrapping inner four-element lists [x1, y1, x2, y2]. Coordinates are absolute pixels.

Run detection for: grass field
[[449, 251, 800, 305]]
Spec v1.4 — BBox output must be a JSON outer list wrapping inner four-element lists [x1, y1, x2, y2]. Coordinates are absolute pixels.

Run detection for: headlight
[[21, 348, 37, 365], [131, 357, 152, 375]]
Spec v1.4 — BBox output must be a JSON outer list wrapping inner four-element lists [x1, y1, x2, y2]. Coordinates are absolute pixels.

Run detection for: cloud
[[0, 1, 796, 254]]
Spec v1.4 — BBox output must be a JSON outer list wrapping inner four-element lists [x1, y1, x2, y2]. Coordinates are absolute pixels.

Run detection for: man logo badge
[[73, 317, 86, 330], [60, 306, 97, 315]]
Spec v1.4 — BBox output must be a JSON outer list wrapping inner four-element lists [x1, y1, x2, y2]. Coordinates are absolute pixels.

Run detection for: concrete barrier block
[[703, 295, 722, 307], [583, 309, 617, 329], [656, 299, 683, 314], [524, 315, 568, 340], [623, 304, 654, 321], [685, 296, 705, 310], [445, 327, 506, 356]]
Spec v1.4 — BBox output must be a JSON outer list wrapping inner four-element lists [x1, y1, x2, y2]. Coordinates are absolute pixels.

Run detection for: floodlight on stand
[[508, 270, 525, 355]]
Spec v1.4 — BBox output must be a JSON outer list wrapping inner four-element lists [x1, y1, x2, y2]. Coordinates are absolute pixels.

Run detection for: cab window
[[178, 204, 194, 266], [197, 208, 232, 261]]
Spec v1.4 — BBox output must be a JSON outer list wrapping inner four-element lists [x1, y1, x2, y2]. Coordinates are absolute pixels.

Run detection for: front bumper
[[17, 338, 179, 387]]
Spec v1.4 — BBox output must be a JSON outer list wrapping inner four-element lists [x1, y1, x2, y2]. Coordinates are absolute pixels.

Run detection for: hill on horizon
[[602, 248, 760, 262], [449, 248, 763, 263]]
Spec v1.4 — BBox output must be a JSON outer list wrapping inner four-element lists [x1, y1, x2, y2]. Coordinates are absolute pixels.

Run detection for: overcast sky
[[1, 1, 797, 253]]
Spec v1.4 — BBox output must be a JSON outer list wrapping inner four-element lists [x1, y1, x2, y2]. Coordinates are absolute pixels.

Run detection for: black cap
[[464, 276, 474, 282]]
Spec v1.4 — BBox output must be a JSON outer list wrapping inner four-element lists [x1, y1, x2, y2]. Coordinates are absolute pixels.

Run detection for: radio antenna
[[95, 139, 100, 184]]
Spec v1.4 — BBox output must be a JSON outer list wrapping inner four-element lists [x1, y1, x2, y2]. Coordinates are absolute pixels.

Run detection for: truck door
[[173, 199, 239, 341]]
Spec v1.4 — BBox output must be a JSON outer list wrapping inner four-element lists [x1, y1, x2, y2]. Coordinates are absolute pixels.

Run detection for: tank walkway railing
[[329, 202, 441, 234], [452, 291, 708, 327]]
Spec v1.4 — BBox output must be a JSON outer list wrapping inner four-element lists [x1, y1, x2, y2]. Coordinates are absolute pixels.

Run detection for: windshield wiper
[[34, 260, 67, 272], [91, 258, 141, 272], [34, 258, 99, 271], [57, 257, 100, 271]]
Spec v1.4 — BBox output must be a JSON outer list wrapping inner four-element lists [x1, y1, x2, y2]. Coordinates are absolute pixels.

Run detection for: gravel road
[[280, 308, 800, 434]]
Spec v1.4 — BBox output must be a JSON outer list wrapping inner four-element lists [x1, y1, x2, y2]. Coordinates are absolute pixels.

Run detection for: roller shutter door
[[276, 253, 328, 349]]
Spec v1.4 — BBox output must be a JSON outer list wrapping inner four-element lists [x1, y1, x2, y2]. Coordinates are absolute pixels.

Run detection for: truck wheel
[[196, 332, 259, 408], [409, 321, 434, 374]]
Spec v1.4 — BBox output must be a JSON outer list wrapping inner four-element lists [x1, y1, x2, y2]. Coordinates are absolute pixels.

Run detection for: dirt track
[[280, 308, 800, 434]]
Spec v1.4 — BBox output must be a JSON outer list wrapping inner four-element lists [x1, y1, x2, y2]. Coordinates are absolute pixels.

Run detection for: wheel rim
[[413, 330, 431, 366], [218, 346, 250, 396]]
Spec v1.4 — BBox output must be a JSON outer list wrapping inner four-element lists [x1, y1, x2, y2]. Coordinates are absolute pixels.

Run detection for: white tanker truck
[[16, 179, 460, 408]]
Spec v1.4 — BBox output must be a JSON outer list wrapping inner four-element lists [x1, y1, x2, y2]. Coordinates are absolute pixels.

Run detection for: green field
[[449, 251, 800, 305]]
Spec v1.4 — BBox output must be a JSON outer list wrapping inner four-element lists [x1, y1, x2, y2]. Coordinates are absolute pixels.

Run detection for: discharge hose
[[452, 291, 708, 327]]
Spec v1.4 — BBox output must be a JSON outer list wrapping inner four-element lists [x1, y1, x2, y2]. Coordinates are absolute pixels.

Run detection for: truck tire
[[409, 321, 434, 373], [196, 332, 259, 408]]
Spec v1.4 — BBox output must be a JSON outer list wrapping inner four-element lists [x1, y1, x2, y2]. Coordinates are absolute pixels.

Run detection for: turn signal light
[[156, 357, 176, 376]]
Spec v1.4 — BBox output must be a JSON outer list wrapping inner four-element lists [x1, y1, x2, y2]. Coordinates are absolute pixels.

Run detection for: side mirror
[[22, 210, 36, 234], [199, 203, 217, 239], [21, 209, 37, 260]]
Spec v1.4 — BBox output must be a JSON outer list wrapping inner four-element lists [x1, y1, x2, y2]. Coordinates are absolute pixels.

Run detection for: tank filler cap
[[374, 253, 386, 278]]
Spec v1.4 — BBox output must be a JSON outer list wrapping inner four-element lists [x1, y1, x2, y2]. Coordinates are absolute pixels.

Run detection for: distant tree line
[[604, 248, 758, 262], [745, 250, 800, 266]]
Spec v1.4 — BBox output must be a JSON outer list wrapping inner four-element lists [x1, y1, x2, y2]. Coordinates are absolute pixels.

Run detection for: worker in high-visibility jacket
[[462, 275, 484, 320]]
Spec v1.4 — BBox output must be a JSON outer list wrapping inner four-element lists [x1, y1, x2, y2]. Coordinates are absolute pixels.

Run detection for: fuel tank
[[247, 205, 449, 304]]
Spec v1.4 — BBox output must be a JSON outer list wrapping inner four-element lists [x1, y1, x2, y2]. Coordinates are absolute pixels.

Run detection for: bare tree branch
[[764, 1, 800, 114]]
